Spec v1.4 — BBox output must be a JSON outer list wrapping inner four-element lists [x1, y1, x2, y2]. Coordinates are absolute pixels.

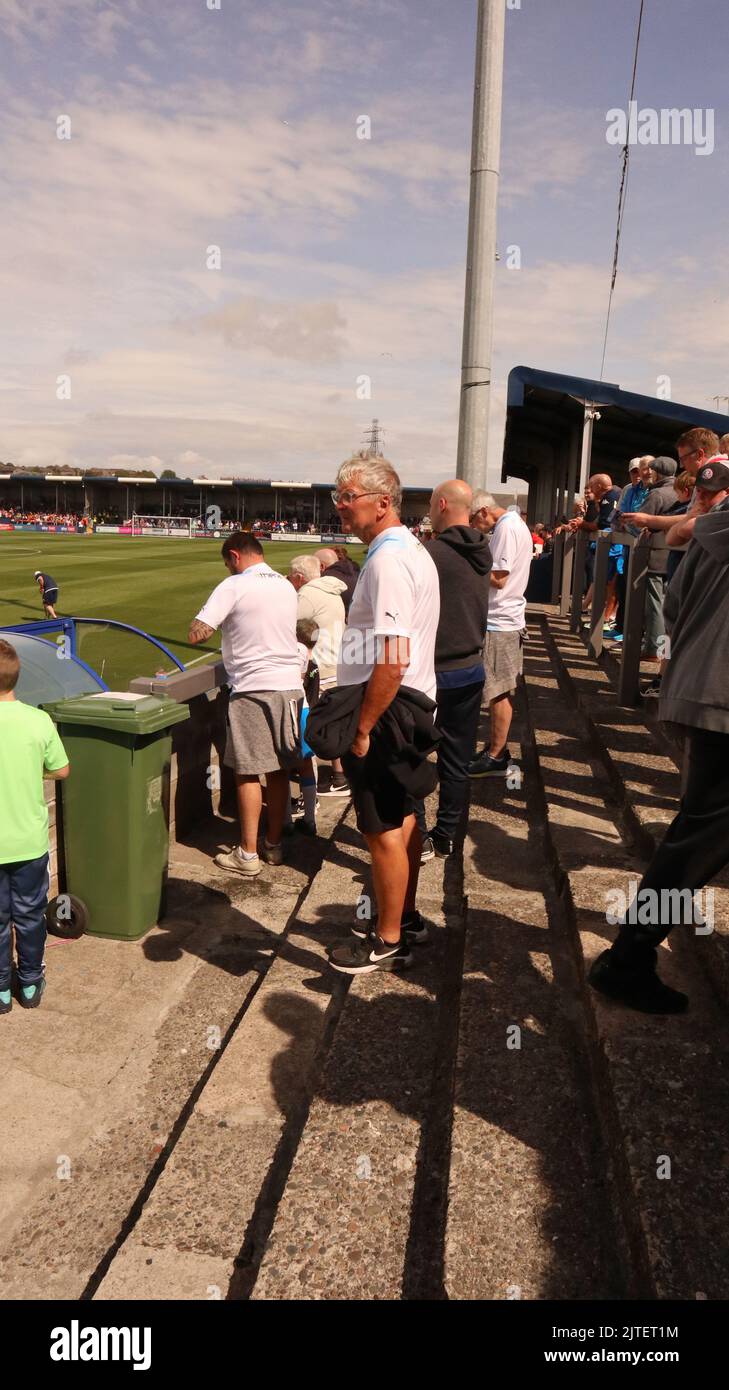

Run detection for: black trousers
[[610, 727, 729, 968], [414, 679, 484, 840]]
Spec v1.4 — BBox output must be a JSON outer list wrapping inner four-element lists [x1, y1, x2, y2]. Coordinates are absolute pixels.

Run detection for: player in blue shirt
[[33, 571, 59, 618]]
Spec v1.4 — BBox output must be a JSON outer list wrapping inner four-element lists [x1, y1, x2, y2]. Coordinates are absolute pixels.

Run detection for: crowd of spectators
[[0, 506, 87, 528], [547, 428, 729, 698], [183, 454, 533, 981], [0, 500, 436, 537]]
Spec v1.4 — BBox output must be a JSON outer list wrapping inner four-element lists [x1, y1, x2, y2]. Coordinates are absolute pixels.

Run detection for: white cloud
[[183, 296, 348, 362], [176, 450, 212, 470], [108, 453, 164, 471]]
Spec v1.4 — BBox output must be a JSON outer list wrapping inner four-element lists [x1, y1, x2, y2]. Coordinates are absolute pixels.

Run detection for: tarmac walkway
[[1, 606, 728, 1301]]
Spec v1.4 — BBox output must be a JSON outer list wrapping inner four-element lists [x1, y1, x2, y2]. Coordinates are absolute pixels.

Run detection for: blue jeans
[[0, 854, 49, 991]]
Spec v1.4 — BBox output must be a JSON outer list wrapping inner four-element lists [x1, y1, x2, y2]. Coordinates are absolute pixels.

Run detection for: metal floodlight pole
[[456, 0, 506, 491], [577, 404, 600, 496]]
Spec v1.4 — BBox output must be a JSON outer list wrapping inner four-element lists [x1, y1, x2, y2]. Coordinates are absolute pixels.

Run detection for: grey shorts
[[224, 689, 302, 775], [483, 629, 525, 702]]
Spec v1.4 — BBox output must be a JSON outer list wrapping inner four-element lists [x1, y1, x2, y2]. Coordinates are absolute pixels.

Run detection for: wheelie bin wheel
[[46, 894, 89, 939]]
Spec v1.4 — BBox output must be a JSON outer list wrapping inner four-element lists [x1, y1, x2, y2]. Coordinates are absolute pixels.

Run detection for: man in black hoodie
[[415, 480, 492, 858], [315, 546, 359, 617]]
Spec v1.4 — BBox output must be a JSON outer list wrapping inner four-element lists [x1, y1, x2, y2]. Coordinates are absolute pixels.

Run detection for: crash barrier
[[551, 528, 653, 707]]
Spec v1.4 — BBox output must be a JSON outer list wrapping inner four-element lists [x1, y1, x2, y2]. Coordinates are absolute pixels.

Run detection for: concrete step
[[446, 713, 626, 1300], [94, 809, 361, 1300], [252, 708, 629, 1301], [249, 847, 453, 1300], [0, 802, 347, 1300], [523, 620, 729, 1300]]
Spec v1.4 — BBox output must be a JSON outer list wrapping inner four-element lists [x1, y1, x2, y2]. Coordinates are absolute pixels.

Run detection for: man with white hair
[[310, 452, 440, 975], [288, 553, 346, 687], [468, 491, 533, 776]]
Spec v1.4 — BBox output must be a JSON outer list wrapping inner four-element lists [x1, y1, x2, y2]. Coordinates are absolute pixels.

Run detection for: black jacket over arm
[[306, 682, 440, 798]]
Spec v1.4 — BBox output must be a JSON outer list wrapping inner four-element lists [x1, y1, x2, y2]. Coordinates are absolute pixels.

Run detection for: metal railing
[[551, 528, 652, 706]]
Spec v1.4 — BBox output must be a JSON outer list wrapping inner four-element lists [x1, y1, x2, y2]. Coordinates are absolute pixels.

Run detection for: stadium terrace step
[[252, 718, 629, 1302], [94, 862, 353, 1298], [250, 872, 450, 1301], [447, 718, 625, 1300], [523, 616, 729, 1300], [0, 799, 348, 1300]]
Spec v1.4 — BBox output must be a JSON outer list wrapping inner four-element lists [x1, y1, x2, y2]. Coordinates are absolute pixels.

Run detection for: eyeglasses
[[330, 489, 383, 506]]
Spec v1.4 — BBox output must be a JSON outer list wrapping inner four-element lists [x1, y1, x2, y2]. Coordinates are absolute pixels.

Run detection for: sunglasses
[[330, 489, 384, 506]]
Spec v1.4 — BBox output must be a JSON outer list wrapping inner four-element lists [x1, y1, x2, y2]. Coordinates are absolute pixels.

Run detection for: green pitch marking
[[0, 534, 364, 689]]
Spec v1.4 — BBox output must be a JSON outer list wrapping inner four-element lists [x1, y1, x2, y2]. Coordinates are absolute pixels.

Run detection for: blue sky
[[0, 0, 726, 487]]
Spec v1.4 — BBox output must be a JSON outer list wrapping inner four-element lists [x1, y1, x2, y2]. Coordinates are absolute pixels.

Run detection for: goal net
[[130, 514, 197, 538]]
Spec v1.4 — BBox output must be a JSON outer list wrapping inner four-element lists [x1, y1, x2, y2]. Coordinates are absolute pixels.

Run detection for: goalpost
[[130, 514, 197, 538]]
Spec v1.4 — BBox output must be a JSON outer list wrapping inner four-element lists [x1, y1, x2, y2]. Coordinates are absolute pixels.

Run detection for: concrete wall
[[136, 665, 237, 853], [167, 686, 237, 843]]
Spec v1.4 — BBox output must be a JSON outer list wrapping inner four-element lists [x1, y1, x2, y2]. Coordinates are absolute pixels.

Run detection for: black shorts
[[42, 589, 58, 606], [342, 750, 414, 836]]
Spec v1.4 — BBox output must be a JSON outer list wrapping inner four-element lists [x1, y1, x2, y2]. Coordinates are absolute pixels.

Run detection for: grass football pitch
[[0, 534, 365, 690]]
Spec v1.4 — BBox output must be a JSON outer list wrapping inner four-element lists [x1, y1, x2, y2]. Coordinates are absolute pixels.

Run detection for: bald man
[[315, 545, 358, 616], [579, 473, 621, 532], [414, 480, 492, 859], [316, 547, 338, 569], [573, 471, 623, 615]]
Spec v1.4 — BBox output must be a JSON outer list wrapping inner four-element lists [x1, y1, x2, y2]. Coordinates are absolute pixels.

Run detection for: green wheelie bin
[[42, 692, 189, 941]]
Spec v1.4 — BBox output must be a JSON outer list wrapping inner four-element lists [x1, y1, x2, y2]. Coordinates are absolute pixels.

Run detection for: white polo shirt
[[336, 525, 439, 700], [486, 511, 533, 631], [196, 563, 302, 694]]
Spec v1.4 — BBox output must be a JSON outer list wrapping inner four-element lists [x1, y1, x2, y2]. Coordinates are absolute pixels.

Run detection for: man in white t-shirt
[[189, 532, 302, 878], [468, 493, 533, 776], [324, 453, 440, 977]]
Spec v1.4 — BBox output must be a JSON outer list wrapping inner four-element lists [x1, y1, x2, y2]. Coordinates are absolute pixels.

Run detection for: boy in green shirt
[[0, 639, 70, 1014]]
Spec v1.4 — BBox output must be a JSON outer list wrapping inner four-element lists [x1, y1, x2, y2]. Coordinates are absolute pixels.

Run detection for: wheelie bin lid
[[41, 691, 190, 734]]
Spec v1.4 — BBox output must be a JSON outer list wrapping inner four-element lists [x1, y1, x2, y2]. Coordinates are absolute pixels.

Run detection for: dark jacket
[[306, 682, 440, 797], [664, 500, 689, 585], [303, 657, 320, 710], [642, 480, 679, 574], [660, 499, 729, 733], [323, 558, 359, 616], [427, 525, 492, 671]]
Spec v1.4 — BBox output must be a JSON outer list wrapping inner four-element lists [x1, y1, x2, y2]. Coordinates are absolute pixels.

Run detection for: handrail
[[551, 530, 566, 604]]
